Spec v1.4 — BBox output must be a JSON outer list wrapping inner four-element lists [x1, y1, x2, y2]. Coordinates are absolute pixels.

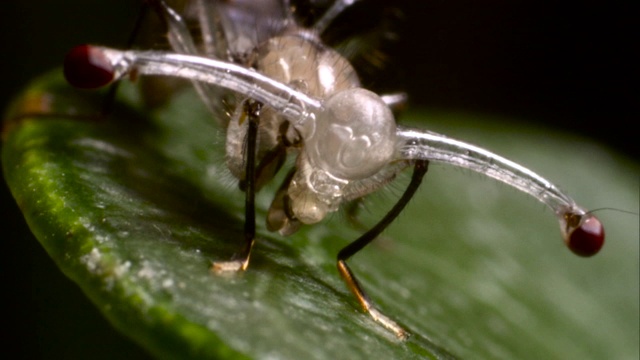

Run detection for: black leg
[[337, 160, 428, 339], [266, 167, 301, 236], [212, 100, 262, 272], [101, 1, 150, 114]]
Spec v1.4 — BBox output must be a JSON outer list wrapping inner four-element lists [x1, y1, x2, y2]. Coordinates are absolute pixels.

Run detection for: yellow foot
[[211, 258, 249, 273], [368, 307, 410, 340]]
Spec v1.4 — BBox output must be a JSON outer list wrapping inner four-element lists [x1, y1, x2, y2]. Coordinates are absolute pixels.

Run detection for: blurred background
[[1, 1, 635, 156], [0, 1, 635, 358]]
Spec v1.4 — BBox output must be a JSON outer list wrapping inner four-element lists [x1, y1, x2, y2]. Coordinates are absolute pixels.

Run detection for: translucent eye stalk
[[396, 128, 605, 256], [63, 45, 321, 123]]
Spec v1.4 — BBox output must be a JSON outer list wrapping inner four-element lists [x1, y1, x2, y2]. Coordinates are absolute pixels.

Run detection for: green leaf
[[3, 72, 638, 359]]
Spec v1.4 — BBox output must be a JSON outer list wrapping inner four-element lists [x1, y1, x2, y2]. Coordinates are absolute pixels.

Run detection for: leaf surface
[[3, 73, 638, 359]]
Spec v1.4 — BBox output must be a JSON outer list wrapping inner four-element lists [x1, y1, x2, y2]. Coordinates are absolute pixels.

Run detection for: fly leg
[[212, 100, 262, 272], [343, 199, 367, 231], [337, 159, 428, 339], [99, 2, 150, 114]]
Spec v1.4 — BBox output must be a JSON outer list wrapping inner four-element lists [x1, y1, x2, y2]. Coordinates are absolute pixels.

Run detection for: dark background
[[0, 1, 635, 358], [0, 1, 635, 156]]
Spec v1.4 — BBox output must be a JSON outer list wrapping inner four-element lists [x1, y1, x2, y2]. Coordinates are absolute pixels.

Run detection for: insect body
[[63, 0, 605, 339]]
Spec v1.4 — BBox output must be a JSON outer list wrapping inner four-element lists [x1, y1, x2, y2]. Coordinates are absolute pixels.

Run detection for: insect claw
[[211, 232, 255, 273], [367, 307, 410, 340], [211, 258, 250, 273]]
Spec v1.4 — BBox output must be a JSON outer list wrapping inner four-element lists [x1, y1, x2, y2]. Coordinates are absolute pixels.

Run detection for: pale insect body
[[176, 0, 402, 232], [63, 0, 605, 339]]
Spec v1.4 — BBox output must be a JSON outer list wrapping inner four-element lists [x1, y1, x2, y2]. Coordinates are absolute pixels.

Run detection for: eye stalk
[[63, 45, 116, 89], [62, 45, 322, 123], [395, 129, 606, 257]]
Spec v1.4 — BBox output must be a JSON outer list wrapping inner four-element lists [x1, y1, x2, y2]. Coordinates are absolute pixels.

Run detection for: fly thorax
[[227, 34, 360, 183], [257, 35, 360, 98]]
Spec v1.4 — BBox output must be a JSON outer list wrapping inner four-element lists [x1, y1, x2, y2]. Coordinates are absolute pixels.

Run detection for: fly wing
[[318, 0, 407, 94], [176, 0, 295, 126], [208, 0, 293, 61]]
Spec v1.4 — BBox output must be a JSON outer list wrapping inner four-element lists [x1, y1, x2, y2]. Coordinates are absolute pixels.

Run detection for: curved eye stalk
[[63, 44, 605, 257]]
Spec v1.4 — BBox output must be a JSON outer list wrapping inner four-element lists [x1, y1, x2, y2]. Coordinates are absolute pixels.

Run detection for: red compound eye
[[63, 45, 115, 89], [566, 215, 605, 257]]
